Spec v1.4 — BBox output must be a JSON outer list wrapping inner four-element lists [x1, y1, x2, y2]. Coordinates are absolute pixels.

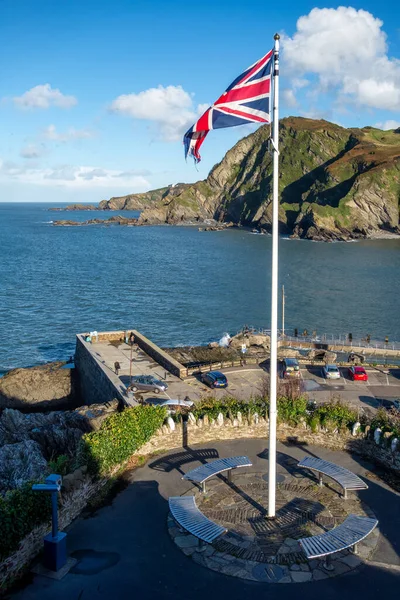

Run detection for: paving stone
[[205, 558, 225, 572], [338, 554, 361, 568], [175, 535, 199, 549], [235, 568, 256, 580], [330, 561, 351, 575], [290, 564, 301, 571], [182, 547, 197, 556], [192, 552, 207, 567], [220, 562, 246, 576], [291, 571, 312, 583], [312, 569, 329, 581], [252, 563, 287, 582], [278, 576, 292, 584], [168, 527, 181, 537], [300, 563, 310, 571]]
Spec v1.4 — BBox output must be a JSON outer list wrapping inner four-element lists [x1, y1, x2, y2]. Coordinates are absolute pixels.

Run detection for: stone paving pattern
[[168, 467, 379, 583]]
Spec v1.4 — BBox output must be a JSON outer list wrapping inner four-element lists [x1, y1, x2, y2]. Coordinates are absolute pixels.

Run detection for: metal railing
[[235, 325, 400, 352]]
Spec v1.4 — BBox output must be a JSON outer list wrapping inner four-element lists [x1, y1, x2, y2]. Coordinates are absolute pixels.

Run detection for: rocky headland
[[54, 117, 400, 241]]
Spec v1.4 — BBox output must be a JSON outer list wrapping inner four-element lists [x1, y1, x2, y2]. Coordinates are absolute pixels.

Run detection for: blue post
[[51, 491, 58, 538], [32, 474, 67, 572]]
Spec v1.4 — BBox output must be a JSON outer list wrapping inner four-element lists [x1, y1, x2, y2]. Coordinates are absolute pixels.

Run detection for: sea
[[1, 202, 400, 374]]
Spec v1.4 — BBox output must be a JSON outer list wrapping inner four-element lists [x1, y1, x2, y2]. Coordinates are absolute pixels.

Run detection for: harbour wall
[[75, 335, 128, 405]]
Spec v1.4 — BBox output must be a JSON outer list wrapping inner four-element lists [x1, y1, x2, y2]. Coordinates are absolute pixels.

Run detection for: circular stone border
[[168, 473, 380, 584]]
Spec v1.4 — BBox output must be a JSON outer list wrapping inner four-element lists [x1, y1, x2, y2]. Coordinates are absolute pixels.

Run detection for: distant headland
[[50, 117, 400, 242]]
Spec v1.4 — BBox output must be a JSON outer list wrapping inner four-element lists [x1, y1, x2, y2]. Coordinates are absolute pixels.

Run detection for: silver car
[[143, 398, 194, 414], [129, 375, 168, 394], [323, 364, 341, 379]]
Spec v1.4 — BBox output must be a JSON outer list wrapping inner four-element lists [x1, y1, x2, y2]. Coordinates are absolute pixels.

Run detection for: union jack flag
[[184, 49, 273, 163]]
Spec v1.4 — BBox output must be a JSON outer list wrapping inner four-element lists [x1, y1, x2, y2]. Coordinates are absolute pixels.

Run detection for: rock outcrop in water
[[53, 215, 139, 227]]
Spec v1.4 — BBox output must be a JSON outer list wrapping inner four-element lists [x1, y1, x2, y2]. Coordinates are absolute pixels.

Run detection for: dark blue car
[[201, 371, 228, 389]]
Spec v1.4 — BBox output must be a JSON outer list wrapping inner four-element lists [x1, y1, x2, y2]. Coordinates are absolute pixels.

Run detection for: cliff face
[[135, 117, 400, 240]]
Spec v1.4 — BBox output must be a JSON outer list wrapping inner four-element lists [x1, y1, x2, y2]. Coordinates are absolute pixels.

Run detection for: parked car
[[282, 358, 300, 379], [348, 366, 368, 381], [201, 371, 228, 388], [323, 364, 341, 379], [129, 375, 168, 394], [143, 398, 194, 414]]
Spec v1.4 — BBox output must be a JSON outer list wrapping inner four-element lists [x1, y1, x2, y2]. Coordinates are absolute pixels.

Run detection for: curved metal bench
[[169, 496, 227, 547], [299, 514, 378, 569], [298, 456, 368, 499], [182, 456, 252, 493]]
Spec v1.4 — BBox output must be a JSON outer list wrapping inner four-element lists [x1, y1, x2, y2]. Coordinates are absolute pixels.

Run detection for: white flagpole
[[268, 33, 280, 519]]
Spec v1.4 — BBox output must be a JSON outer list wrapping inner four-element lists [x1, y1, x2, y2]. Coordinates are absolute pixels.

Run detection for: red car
[[349, 366, 368, 381]]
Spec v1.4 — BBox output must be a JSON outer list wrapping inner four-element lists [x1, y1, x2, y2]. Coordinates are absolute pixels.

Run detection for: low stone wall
[[132, 330, 186, 378], [138, 413, 400, 476], [75, 335, 127, 405]]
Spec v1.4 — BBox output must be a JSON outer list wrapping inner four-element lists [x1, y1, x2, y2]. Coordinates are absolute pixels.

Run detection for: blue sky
[[0, 0, 399, 203]]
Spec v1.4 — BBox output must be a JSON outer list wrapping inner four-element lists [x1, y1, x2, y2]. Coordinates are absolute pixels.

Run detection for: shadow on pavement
[[149, 447, 219, 476]]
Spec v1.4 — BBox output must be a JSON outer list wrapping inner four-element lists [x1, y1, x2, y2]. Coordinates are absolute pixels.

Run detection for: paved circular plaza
[[168, 458, 379, 583]]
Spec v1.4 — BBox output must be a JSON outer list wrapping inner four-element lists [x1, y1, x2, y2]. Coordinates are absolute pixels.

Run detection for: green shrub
[[277, 396, 308, 426], [0, 483, 51, 561], [48, 454, 71, 476], [192, 396, 269, 421], [314, 400, 357, 430], [78, 405, 166, 475], [309, 415, 319, 433], [371, 407, 400, 438]]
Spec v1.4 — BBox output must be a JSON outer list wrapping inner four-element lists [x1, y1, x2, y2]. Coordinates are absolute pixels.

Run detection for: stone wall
[[80, 329, 186, 378], [74, 335, 127, 405], [137, 413, 400, 476], [131, 330, 186, 378]]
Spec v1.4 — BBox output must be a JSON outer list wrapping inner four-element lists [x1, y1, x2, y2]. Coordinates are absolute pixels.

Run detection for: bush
[[0, 483, 51, 561], [78, 405, 167, 475], [48, 454, 71, 476], [192, 396, 269, 421], [371, 407, 400, 439], [313, 400, 357, 431], [277, 396, 308, 426]]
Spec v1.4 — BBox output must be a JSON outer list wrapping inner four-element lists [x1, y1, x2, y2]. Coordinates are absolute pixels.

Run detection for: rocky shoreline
[[52, 214, 400, 242]]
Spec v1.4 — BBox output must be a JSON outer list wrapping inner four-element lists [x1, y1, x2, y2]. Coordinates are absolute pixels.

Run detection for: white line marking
[[386, 375, 390, 386]]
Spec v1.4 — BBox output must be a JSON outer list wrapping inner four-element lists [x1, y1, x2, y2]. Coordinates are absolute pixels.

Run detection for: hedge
[[0, 483, 51, 561], [78, 404, 167, 475], [191, 396, 357, 431]]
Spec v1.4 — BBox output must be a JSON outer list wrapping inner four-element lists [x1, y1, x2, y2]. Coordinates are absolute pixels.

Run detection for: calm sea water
[[1, 202, 399, 373]]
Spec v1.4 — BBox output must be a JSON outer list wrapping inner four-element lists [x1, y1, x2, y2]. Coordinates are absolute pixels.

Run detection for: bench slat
[[300, 514, 378, 559], [169, 496, 227, 544], [298, 456, 368, 492], [183, 456, 252, 483]]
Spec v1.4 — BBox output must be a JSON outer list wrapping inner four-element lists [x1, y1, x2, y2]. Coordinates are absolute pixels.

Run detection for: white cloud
[[13, 84, 77, 109], [110, 85, 204, 141], [43, 124, 94, 142], [20, 144, 44, 159], [0, 159, 150, 190], [282, 89, 297, 107], [374, 119, 400, 130], [282, 7, 400, 111]]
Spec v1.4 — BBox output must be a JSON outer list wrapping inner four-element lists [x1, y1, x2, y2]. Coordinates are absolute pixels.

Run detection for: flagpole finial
[[274, 33, 280, 40]]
